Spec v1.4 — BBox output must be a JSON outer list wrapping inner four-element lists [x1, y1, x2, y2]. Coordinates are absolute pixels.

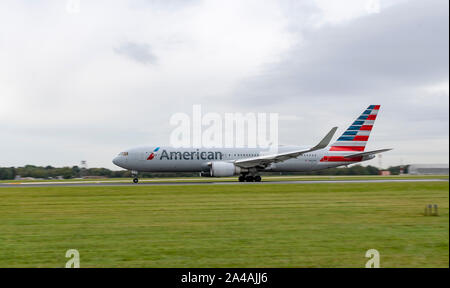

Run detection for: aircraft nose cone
[[112, 156, 120, 166]]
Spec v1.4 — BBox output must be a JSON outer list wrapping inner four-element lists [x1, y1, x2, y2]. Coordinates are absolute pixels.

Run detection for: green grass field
[[0, 182, 448, 267]]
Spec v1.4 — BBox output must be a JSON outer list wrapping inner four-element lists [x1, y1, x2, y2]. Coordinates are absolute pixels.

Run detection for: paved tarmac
[[0, 178, 447, 188]]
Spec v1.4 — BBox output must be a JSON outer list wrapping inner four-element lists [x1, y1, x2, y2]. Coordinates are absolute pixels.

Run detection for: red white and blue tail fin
[[329, 105, 380, 152]]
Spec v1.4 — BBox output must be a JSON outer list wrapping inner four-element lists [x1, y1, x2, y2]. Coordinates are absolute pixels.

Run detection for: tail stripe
[[330, 146, 365, 151], [346, 125, 373, 131], [343, 131, 358, 136], [353, 135, 369, 141], [356, 130, 371, 136], [338, 136, 355, 141], [360, 125, 373, 131], [321, 156, 363, 162], [332, 141, 368, 146], [337, 135, 370, 141]]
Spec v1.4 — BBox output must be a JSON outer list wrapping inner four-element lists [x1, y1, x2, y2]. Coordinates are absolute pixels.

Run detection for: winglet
[[312, 127, 338, 150]]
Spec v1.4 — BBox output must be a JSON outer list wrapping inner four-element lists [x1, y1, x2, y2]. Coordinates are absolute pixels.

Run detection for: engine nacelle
[[207, 161, 242, 177]]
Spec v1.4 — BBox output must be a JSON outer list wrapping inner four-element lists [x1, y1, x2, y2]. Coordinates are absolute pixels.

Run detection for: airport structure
[[408, 164, 449, 175]]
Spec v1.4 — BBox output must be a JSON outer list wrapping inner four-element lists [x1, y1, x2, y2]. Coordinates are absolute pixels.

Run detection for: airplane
[[113, 105, 392, 183]]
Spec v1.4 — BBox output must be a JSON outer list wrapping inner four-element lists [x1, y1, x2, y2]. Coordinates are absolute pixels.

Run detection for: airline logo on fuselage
[[147, 147, 160, 160], [148, 148, 224, 161]]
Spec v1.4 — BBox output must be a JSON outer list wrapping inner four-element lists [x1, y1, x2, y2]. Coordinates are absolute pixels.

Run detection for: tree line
[[0, 164, 408, 180]]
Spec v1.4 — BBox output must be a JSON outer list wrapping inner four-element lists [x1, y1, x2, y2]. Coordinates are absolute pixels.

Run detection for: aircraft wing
[[343, 148, 392, 159], [234, 127, 338, 169]]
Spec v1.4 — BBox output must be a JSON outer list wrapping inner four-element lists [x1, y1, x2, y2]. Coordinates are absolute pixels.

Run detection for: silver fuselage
[[113, 146, 373, 173]]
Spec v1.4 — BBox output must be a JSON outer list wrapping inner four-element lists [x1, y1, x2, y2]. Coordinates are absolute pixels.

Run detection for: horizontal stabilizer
[[344, 148, 392, 159]]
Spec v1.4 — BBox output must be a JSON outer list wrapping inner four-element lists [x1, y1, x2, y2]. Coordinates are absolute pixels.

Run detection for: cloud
[[235, 0, 448, 102], [0, 0, 447, 169], [114, 42, 157, 64], [231, 0, 449, 165]]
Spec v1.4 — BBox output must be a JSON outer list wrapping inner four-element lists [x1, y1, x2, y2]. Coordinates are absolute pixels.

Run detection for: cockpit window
[[119, 152, 128, 156]]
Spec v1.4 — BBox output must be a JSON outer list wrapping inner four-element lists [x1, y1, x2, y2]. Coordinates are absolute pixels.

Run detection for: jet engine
[[201, 161, 243, 177]]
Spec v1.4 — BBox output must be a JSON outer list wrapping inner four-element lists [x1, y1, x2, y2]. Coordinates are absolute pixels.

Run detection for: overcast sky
[[0, 0, 448, 169]]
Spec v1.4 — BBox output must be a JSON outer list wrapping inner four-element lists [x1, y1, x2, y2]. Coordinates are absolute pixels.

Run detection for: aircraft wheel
[[245, 176, 254, 182], [133, 178, 139, 184], [238, 175, 245, 182], [254, 175, 262, 182]]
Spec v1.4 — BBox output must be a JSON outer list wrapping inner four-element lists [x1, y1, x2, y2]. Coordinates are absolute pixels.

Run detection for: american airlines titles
[[157, 149, 223, 161]]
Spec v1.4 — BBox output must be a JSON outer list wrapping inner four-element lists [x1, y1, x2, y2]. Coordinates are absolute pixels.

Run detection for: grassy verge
[[0, 182, 448, 267]]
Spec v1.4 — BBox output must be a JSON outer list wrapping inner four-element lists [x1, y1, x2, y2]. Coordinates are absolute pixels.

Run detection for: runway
[[0, 178, 447, 188]]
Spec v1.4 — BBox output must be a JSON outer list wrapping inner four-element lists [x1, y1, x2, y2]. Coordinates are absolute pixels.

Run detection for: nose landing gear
[[131, 170, 139, 184]]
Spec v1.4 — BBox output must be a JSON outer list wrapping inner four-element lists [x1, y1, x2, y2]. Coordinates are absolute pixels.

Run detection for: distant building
[[15, 175, 36, 181], [408, 164, 449, 175], [379, 170, 391, 176]]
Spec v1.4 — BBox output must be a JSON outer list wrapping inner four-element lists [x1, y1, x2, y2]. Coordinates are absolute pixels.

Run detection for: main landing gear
[[238, 174, 262, 182], [131, 170, 139, 184]]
